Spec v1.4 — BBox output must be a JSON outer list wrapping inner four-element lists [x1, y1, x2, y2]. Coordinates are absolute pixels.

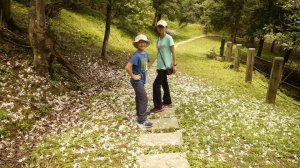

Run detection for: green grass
[[24, 36, 300, 167], [11, 2, 300, 167], [27, 86, 142, 167], [48, 9, 205, 66], [11, 1, 28, 29], [49, 9, 136, 60], [176, 37, 299, 104], [167, 21, 204, 41], [240, 46, 280, 63], [28, 115, 139, 167], [4, 0, 205, 134], [173, 37, 300, 167]]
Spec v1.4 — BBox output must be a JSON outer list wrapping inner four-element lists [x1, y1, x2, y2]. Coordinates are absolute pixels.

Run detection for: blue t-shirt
[[130, 51, 149, 84]]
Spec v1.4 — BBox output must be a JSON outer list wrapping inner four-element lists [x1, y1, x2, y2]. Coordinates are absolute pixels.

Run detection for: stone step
[[150, 117, 179, 130], [138, 131, 183, 146], [137, 153, 189, 168]]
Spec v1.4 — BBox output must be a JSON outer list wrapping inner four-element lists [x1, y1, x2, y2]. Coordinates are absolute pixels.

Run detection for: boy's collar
[[137, 50, 146, 54]]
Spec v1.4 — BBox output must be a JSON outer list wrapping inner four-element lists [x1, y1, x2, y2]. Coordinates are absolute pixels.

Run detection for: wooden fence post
[[234, 44, 242, 71], [245, 48, 255, 83], [225, 41, 233, 61], [266, 57, 284, 104], [220, 39, 225, 57]]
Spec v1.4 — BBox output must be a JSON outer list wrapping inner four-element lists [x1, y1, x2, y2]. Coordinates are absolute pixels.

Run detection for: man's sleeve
[[130, 54, 139, 65], [169, 36, 175, 46]]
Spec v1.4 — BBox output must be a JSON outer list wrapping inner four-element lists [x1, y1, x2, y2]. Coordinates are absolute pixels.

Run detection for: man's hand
[[173, 65, 177, 74]]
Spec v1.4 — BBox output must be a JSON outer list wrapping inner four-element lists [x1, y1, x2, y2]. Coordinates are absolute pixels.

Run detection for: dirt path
[[175, 35, 219, 47]]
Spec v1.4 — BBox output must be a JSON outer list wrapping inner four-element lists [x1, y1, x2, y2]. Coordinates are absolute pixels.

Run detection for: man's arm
[[170, 45, 177, 73]]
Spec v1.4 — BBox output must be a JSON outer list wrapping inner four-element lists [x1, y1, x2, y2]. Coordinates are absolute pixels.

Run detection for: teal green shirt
[[157, 34, 175, 70]]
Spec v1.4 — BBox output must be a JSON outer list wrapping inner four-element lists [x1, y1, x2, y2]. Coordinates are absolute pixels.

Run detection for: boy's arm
[[125, 62, 141, 80]]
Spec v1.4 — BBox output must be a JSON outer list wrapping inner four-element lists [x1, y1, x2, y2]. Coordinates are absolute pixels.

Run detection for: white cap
[[133, 34, 149, 43], [133, 34, 150, 48], [156, 20, 167, 27]]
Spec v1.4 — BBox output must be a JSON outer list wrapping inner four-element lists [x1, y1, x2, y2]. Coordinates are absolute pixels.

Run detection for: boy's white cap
[[156, 20, 167, 27], [133, 34, 150, 48]]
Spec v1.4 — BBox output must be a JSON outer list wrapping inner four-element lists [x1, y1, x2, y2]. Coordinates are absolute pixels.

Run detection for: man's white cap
[[156, 20, 167, 27], [133, 34, 150, 48]]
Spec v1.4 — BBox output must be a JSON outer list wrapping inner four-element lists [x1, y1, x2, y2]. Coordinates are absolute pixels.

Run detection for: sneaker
[[136, 120, 153, 128], [150, 107, 164, 113], [163, 103, 173, 108]]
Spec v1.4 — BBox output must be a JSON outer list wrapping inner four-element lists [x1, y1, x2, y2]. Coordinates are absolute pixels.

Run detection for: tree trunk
[[231, 13, 241, 43], [283, 48, 292, 66], [29, 0, 53, 75], [62, 0, 72, 6], [157, 13, 162, 22], [152, 9, 158, 27], [101, 0, 112, 57], [247, 36, 255, 48], [0, 0, 13, 27], [256, 38, 264, 57], [270, 40, 275, 53]]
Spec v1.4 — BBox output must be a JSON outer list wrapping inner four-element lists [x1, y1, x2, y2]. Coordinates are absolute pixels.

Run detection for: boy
[[125, 34, 152, 128]]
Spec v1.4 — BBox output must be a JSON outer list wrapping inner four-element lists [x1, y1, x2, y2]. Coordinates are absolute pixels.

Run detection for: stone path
[[137, 92, 188, 167], [138, 153, 189, 168], [138, 131, 183, 146], [136, 36, 215, 167], [137, 61, 189, 167]]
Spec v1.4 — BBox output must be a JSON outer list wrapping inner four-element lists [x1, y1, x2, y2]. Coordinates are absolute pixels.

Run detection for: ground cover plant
[[173, 37, 300, 167], [1, 1, 299, 167]]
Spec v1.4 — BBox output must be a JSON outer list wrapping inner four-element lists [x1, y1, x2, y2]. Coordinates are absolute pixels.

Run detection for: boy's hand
[[132, 74, 141, 80]]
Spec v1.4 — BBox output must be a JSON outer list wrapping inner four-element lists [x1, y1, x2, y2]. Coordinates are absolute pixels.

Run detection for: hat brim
[[133, 40, 150, 48], [156, 24, 167, 28]]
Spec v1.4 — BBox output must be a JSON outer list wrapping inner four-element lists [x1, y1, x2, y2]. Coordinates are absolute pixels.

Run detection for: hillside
[[1, 1, 299, 167], [0, 2, 203, 166]]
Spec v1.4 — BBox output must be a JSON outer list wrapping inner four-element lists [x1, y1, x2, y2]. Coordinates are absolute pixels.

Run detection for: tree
[[196, 0, 245, 42], [101, 0, 152, 57], [242, 0, 283, 50], [198, 0, 227, 33], [223, 0, 245, 43], [0, 0, 13, 27], [101, 0, 112, 57], [179, 0, 204, 25], [152, 0, 180, 26], [272, 0, 300, 66], [29, 0, 53, 74], [115, 0, 152, 34]]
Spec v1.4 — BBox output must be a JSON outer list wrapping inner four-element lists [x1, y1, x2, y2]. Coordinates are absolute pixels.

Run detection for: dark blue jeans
[[153, 70, 172, 109], [131, 82, 148, 122]]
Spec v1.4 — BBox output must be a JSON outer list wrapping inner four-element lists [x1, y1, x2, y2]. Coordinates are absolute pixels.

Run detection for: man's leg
[[153, 70, 164, 109], [162, 71, 172, 105]]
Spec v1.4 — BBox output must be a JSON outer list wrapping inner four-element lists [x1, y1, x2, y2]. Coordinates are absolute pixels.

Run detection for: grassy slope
[[50, 9, 203, 66], [8, 2, 300, 167], [6, 3, 203, 167], [177, 36, 300, 107], [174, 37, 300, 167]]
